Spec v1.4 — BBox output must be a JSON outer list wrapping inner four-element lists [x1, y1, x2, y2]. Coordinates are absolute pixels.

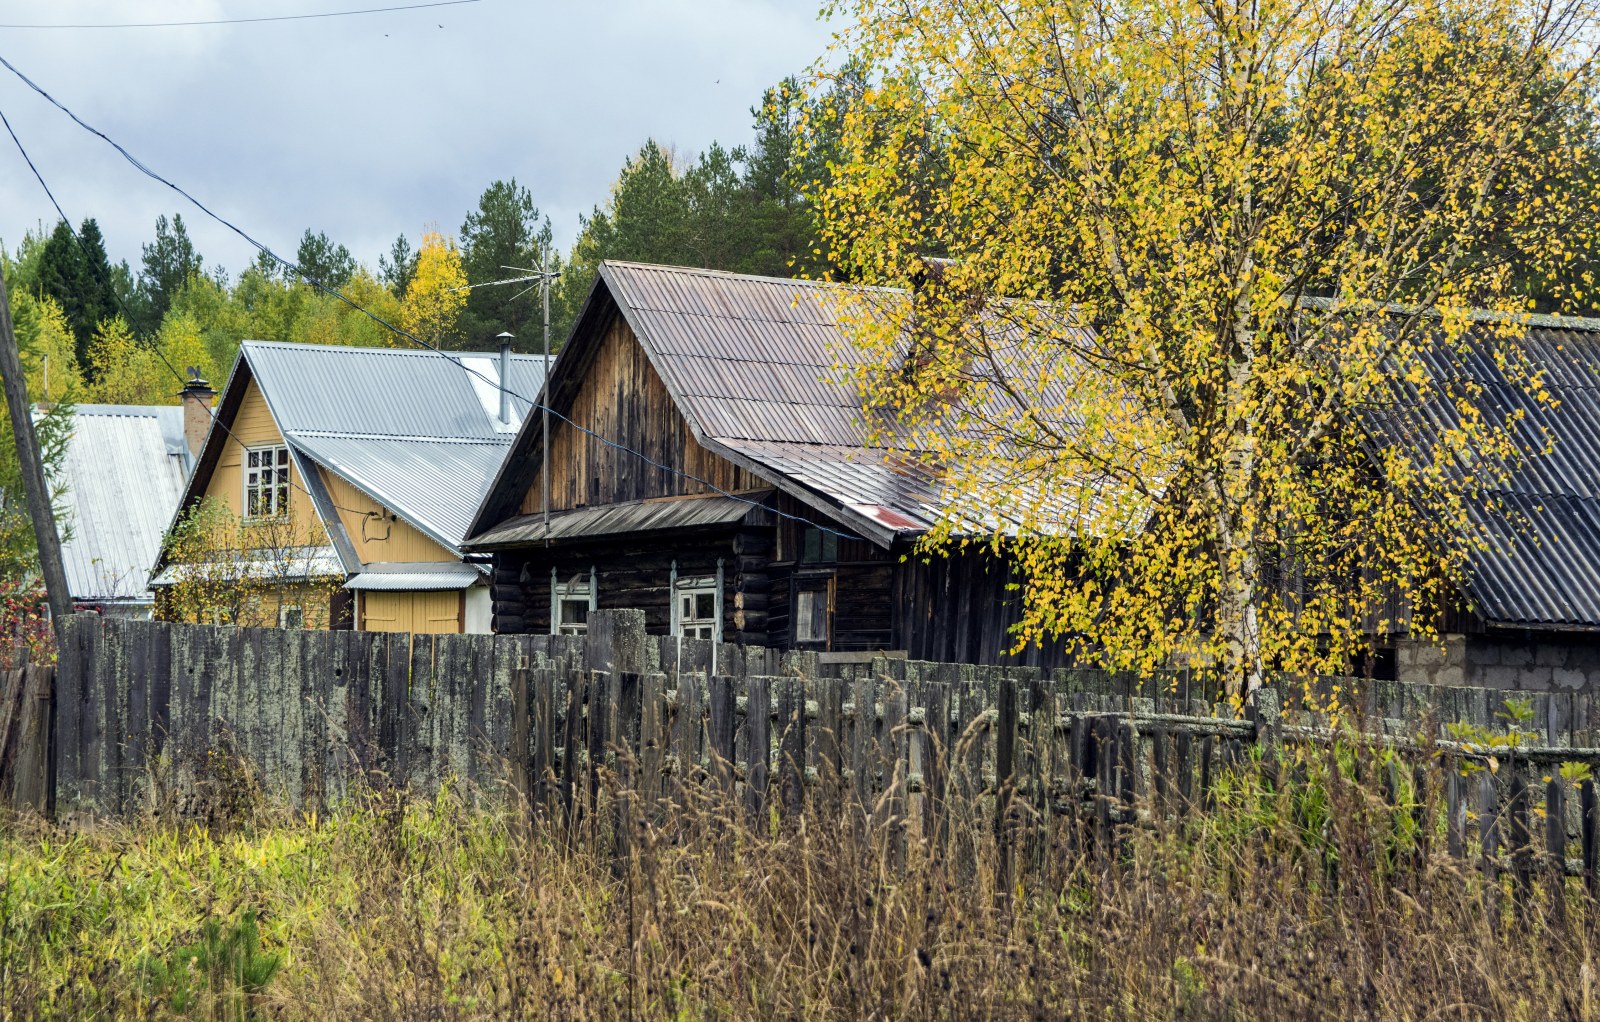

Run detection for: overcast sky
[[0, 0, 840, 277]]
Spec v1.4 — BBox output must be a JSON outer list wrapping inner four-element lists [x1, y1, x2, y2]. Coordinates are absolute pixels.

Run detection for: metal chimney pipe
[[496, 331, 514, 425]]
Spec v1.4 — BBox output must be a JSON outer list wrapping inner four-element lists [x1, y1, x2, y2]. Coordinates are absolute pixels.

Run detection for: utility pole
[[542, 241, 551, 546], [0, 262, 72, 635]]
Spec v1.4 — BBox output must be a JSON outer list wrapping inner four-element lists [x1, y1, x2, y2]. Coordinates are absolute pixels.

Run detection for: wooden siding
[[491, 530, 770, 646], [518, 314, 764, 515], [360, 590, 464, 634], [324, 473, 456, 564]]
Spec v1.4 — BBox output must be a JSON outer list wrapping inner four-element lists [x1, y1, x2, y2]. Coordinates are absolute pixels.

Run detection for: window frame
[[550, 567, 597, 636], [278, 604, 304, 630], [792, 571, 835, 650], [243, 444, 292, 521], [669, 559, 724, 642]]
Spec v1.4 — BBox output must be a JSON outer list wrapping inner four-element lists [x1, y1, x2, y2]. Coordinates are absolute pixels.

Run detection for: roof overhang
[[467, 491, 776, 550], [343, 561, 486, 591]]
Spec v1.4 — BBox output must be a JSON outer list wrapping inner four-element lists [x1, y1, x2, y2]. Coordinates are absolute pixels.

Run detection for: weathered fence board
[[25, 610, 1600, 912]]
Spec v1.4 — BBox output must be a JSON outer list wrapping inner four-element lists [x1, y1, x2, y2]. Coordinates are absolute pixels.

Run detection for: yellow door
[[360, 591, 462, 634]]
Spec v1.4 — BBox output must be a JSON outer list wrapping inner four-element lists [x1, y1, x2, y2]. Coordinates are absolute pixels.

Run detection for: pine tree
[[459, 180, 553, 345]]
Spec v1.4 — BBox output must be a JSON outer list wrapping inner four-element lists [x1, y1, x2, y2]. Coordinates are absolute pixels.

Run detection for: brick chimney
[[179, 372, 216, 458]]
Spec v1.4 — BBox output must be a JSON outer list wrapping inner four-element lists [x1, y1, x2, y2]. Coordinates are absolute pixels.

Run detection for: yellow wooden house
[[151, 340, 547, 634]]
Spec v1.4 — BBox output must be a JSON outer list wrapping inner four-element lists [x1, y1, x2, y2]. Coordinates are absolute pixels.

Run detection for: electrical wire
[[0, 52, 864, 541], [0, 104, 383, 523], [0, 0, 485, 30]]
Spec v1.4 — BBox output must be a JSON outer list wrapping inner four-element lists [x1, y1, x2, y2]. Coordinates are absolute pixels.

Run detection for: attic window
[[244, 445, 291, 519]]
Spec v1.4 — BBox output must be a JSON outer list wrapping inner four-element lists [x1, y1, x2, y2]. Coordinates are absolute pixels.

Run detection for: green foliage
[[378, 232, 417, 299], [137, 213, 204, 334], [0, 284, 76, 584], [294, 229, 355, 290], [137, 909, 280, 1020], [459, 179, 554, 345], [35, 218, 118, 373]]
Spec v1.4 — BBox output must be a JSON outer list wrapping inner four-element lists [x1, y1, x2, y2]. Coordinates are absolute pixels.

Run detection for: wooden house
[[465, 261, 1066, 666], [152, 340, 547, 634]]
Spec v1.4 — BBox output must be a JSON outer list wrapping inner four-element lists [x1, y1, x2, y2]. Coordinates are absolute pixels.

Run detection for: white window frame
[[278, 604, 304, 630], [550, 567, 597, 636], [243, 444, 292, 520], [669, 559, 724, 642]]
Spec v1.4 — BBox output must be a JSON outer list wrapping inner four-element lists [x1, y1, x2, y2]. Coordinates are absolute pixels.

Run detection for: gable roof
[[53, 404, 192, 604], [471, 262, 967, 548], [177, 341, 549, 565]]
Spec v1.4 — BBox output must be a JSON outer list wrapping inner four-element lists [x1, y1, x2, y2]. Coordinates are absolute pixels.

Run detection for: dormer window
[[244, 445, 291, 519]]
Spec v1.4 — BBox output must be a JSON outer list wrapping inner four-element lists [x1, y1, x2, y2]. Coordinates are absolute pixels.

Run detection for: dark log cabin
[[465, 260, 1070, 668]]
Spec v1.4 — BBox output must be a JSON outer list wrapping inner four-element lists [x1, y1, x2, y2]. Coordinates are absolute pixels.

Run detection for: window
[[551, 568, 596, 636], [278, 605, 304, 630], [674, 576, 719, 640], [794, 574, 833, 647], [800, 527, 839, 563], [244, 445, 291, 519]]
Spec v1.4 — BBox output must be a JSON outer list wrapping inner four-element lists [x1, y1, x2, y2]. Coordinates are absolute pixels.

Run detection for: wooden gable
[[517, 311, 766, 515]]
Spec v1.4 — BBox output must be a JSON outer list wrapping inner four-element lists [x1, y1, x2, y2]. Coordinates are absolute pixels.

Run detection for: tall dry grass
[[1, 742, 1595, 1020]]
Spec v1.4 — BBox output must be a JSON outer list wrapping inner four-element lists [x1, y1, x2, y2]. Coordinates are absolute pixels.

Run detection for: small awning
[[343, 561, 485, 592], [466, 492, 774, 550]]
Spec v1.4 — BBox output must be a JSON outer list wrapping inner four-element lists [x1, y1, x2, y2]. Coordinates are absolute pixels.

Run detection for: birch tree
[[814, 0, 1600, 697]]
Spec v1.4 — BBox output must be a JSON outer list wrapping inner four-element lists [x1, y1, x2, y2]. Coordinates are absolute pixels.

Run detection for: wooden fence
[[21, 611, 1600, 903]]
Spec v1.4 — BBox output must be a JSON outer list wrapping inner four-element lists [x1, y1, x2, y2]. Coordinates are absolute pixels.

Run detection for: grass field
[[1, 749, 1596, 1020]]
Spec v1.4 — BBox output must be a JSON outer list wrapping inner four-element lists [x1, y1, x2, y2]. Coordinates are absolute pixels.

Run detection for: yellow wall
[[185, 373, 465, 634], [204, 379, 319, 525], [360, 591, 463, 634], [325, 473, 456, 564]]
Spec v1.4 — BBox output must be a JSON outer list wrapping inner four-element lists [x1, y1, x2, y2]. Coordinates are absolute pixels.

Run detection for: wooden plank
[[640, 672, 665, 814], [1478, 770, 1501, 884], [534, 668, 556, 818], [1581, 778, 1598, 899], [707, 674, 736, 799], [614, 671, 642, 869], [670, 671, 705, 806], [777, 675, 806, 819], [1445, 760, 1467, 859], [744, 675, 771, 823], [560, 668, 586, 834], [993, 677, 1018, 891], [1508, 762, 1533, 899], [1546, 775, 1567, 926]]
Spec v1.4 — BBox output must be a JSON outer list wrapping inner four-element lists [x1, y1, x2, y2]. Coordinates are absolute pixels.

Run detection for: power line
[[0, 52, 863, 541], [0, 104, 383, 523], [0, 0, 485, 30]]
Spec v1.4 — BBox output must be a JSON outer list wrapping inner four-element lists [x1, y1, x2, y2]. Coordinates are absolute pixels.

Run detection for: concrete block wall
[[1397, 633, 1600, 691]]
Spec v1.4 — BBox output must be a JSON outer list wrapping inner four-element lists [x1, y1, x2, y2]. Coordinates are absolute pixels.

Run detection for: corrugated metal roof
[[213, 343, 546, 555], [289, 433, 511, 552], [243, 341, 548, 439], [471, 493, 771, 549], [471, 261, 1116, 545], [344, 561, 484, 591], [53, 405, 192, 604], [1366, 320, 1600, 629]]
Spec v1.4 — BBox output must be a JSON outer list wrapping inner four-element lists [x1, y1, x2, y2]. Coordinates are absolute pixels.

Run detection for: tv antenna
[[450, 246, 561, 542]]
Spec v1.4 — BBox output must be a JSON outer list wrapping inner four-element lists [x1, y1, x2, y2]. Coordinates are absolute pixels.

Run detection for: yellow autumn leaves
[[813, 0, 1600, 694]]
